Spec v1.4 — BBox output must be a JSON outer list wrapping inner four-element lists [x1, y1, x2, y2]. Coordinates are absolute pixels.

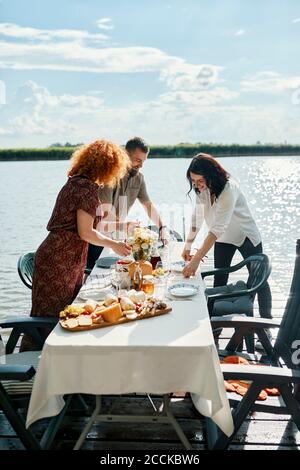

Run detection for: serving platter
[[59, 307, 172, 332]]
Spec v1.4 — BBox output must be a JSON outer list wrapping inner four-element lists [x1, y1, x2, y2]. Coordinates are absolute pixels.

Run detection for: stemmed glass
[[153, 260, 170, 299], [110, 263, 129, 297], [155, 260, 170, 278]]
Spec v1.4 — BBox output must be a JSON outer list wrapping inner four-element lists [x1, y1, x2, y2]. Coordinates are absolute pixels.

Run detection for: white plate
[[170, 261, 186, 273], [167, 282, 198, 298]]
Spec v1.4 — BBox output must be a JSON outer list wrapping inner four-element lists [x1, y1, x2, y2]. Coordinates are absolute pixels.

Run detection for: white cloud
[[0, 23, 225, 93], [292, 18, 300, 23], [241, 71, 300, 93], [96, 18, 114, 31], [160, 64, 223, 90], [0, 79, 5, 104], [0, 81, 105, 137], [0, 40, 179, 73], [2, 80, 299, 147], [0, 22, 108, 42], [0, 80, 238, 143], [234, 29, 245, 36], [159, 87, 238, 107], [3, 23, 299, 146]]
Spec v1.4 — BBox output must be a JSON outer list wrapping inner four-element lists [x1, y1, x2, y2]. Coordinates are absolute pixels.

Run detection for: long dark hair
[[187, 153, 230, 198]]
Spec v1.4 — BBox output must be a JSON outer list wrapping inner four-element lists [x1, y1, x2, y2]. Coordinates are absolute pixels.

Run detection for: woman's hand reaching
[[182, 252, 207, 277], [182, 257, 200, 278], [112, 240, 132, 257]]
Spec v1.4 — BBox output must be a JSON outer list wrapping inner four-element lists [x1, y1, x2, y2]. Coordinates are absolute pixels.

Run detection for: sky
[[0, 0, 300, 147]]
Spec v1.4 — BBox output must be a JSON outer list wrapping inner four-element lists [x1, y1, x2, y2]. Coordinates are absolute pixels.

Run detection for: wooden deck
[[1, 255, 299, 450], [0, 393, 299, 450]]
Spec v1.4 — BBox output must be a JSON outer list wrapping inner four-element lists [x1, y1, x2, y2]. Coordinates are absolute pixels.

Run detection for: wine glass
[[153, 261, 170, 299], [154, 260, 165, 274]]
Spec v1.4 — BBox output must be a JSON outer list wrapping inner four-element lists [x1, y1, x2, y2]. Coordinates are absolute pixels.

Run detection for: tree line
[[1, 143, 300, 161]]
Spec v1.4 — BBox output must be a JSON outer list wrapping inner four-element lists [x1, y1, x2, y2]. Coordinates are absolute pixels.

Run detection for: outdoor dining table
[[26, 242, 234, 449]]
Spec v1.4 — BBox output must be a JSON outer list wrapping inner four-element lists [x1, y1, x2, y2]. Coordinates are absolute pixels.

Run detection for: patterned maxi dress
[[20, 175, 101, 351]]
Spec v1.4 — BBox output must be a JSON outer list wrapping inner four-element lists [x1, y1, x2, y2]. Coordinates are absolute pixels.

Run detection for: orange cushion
[[221, 355, 280, 400]]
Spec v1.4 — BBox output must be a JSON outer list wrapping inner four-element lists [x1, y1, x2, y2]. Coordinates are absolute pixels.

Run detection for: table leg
[[73, 394, 192, 450], [74, 395, 101, 450], [162, 395, 192, 450]]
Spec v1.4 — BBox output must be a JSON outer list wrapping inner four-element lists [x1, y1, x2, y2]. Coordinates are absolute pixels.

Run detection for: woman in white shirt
[[182, 153, 272, 319]]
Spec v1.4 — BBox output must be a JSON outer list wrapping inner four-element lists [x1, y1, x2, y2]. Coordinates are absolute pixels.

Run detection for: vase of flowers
[[127, 227, 158, 261]]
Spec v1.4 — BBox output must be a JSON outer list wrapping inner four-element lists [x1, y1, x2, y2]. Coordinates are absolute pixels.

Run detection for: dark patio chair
[[17, 252, 35, 289], [0, 316, 73, 449], [201, 254, 271, 352], [206, 240, 300, 449]]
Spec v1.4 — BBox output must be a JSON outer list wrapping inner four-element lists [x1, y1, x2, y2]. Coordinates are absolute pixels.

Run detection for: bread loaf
[[127, 289, 146, 303], [128, 261, 153, 279], [104, 293, 118, 306], [140, 261, 153, 276], [120, 297, 136, 311]]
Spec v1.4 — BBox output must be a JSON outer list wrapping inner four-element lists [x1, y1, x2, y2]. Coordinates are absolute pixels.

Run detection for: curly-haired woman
[[21, 140, 132, 351], [182, 153, 272, 320]]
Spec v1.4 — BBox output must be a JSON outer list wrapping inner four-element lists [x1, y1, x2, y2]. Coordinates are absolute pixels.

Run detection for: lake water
[[0, 156, 299, 320]]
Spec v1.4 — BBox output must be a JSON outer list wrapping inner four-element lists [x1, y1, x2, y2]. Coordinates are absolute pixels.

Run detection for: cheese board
[[59, 307, 172, 332], [58, 290, 172, 332]]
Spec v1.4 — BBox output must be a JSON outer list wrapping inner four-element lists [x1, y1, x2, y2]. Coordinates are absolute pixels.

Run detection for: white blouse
[[191, 178, 261, 247]]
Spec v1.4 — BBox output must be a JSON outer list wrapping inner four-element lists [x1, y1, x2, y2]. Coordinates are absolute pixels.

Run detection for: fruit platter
[[59, 289, 172, 332]]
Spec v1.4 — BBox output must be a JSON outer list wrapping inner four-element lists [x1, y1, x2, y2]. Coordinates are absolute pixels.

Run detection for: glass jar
[[115, 259, 132, 290], [141, 275, 155, 295], [132, 246, 151, 261]]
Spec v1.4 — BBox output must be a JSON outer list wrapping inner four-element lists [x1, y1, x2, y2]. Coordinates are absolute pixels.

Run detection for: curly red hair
[[68, 140, 130, 187]]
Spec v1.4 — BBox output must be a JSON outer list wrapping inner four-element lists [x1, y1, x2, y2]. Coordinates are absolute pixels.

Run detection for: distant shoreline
[[1, 145, 300, 161]]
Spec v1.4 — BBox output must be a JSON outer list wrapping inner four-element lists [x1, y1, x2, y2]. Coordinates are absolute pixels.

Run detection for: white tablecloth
[[26, 243, 234, 437]]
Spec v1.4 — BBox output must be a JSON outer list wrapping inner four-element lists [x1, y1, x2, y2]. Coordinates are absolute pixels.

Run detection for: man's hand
[[159, 226, 170, 245], [181, 246, 192, 261], [126, 221, 140, 235]]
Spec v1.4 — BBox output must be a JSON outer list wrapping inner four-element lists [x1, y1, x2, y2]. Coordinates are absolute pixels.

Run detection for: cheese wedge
[[101, 302, 123, 323], [92, 305, 106, 318]]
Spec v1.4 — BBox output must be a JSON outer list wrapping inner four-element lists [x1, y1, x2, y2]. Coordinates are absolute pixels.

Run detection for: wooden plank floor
[[0, 394, 299, 450], [1, 254, 299, 450]]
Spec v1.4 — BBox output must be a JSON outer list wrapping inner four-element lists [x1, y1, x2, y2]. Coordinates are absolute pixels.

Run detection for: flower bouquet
[[127, 227, 159, 261]]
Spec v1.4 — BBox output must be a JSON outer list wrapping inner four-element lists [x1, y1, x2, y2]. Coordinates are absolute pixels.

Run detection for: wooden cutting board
[[59, 307, 172, 332]]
